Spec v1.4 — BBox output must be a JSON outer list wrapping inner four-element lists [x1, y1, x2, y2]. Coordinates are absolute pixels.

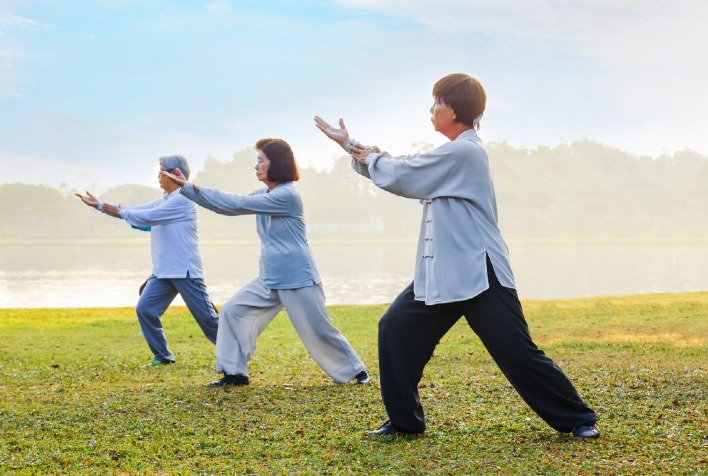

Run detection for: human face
[[158, 166, 178, 193], [430, 96, 456, 137], [255, 151, 271, 184]]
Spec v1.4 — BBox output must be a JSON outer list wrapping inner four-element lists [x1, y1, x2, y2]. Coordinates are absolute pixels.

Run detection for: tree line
[[2, 140, 707, 241]]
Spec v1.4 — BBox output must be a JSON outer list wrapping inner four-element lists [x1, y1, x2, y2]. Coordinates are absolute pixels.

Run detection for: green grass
[[1, 293, 706, 475]]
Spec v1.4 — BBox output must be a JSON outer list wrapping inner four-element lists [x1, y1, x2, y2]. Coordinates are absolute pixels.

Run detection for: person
[[76, 155, 219, 367], [161, 138, 369, 386], [313, 73, 600, 439]]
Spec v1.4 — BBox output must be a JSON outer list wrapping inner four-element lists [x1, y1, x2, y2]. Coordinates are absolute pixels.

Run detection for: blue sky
[[1, 0, 707, 191]]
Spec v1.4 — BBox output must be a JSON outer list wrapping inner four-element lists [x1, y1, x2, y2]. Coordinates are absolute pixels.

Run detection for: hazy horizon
[[2, 1, 707, 193]]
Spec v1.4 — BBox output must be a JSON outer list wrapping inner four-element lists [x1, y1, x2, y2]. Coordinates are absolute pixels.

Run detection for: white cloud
[[332, 0, 708, 77], [206, 0, 234, 16], [1, 1, 707, 192], [0, 10, 44, 29], [94, 0, 156, 9], [329, 0, 708, 155], [0, 10, 52, 97]]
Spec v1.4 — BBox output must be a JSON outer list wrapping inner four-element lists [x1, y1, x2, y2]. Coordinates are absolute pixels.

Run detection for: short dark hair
[[255, 138, 299, 183], [432, 73, 486, 128]]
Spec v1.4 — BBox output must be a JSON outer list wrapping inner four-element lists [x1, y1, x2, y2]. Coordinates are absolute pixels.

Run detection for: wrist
[[344, 138, 360, 154]]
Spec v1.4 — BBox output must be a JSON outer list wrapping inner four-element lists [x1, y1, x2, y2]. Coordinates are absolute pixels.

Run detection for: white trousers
[[216, 278, 366, 383]]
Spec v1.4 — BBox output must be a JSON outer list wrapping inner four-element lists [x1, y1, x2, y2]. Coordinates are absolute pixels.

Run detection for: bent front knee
[[135, 300, 163, 322], [378, 313, 407, 344]]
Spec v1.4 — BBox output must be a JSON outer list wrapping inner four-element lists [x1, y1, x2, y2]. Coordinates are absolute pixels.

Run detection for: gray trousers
[[136, 274, 219, 362], [216, 278, 366, 383]]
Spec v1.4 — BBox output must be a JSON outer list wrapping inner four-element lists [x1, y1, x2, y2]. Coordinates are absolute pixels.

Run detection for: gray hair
[[159, 155, 190, 180]]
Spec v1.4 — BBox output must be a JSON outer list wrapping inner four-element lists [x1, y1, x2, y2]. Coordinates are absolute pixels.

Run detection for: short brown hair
[[432, 73, 486, 128], [255, 138, 300, 183]]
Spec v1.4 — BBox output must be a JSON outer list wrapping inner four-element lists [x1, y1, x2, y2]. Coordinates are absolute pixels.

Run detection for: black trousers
[[378, 256, 597, 433]]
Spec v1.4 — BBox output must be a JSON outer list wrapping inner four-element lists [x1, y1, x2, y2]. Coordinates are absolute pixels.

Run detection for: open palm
[[314, 116, 350, 147], [76, 191, 99, 208]]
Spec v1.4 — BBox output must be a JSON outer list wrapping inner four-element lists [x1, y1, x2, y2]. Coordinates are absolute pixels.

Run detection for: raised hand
[[161, 168, 187, 187], [76, 191, 99, 208], [314, 116, 350, 148]]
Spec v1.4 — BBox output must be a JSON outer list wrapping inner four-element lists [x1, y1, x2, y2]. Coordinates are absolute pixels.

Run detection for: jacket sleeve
[[180, 183, 293, 216], [119, 195, 193, 227], [364, 140, 490, 201], [350, 157, 371, 179]]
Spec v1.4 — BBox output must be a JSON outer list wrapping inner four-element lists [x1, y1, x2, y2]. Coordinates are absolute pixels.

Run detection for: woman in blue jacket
[[162, 138, 369, 387]]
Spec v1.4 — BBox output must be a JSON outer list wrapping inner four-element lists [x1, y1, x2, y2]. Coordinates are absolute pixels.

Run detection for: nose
[[429, 103, 434, 114]]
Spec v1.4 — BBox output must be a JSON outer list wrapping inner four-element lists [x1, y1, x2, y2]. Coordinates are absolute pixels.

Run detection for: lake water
[[1, 240, 707, 308]]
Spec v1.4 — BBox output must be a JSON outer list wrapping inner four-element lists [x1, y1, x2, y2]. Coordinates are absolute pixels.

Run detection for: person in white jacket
[[314, 73, 599, 439], [161, 138, 369, 387], [76, 155, 219, 367]]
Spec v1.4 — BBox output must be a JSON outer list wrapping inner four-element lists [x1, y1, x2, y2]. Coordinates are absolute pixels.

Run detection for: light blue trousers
[[216, 278, 366, 383], [136, 274, 219, 362]]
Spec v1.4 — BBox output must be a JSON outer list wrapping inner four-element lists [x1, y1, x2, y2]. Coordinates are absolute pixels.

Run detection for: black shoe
[[209, 374, 249, 386], [366, 420, 422, 438], [354, 370, 370, 385], [572, 422, 600, 439]]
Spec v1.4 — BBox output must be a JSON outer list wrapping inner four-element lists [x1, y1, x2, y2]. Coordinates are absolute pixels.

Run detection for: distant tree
[[100, 184, 162, 206], [0, 183, 83, 238], [2, 142, 707, 241], [192, 150, 259, 191]]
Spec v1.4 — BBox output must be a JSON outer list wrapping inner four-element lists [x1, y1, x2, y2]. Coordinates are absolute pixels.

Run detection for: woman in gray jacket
[[314, 73, 599, 438], [162, 138, 369, 387]]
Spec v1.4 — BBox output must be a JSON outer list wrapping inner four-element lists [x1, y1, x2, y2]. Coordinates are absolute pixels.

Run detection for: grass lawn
[[0, 293, 706, 475]]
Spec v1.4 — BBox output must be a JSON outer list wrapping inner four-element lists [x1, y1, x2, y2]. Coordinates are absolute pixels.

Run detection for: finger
[[338, 118, 346, 129], [314, 116, 331, 129]]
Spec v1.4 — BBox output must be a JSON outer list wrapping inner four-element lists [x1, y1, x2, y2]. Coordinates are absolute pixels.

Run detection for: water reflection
[[0, 240, 706, 308]]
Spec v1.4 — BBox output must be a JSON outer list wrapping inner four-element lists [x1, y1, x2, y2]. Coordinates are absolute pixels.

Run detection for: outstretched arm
[[313, 115, 380, 166], [75, 191, 122, 218]]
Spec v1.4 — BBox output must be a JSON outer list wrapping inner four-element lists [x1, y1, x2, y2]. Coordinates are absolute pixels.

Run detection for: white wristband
[[344, 138, 360, 154], [97, 202, 104, 212]]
